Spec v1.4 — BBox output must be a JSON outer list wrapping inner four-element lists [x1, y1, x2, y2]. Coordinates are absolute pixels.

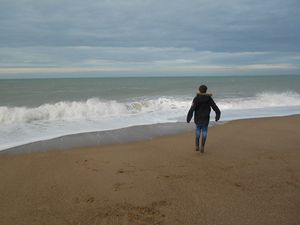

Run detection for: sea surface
[[1, 75, 300, 151]]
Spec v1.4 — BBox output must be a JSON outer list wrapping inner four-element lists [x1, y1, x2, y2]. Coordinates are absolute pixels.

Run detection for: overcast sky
[[0, 0, 300, 78]]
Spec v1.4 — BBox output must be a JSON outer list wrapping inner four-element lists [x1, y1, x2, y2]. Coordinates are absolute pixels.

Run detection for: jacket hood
[[196, 92, 212, 96]]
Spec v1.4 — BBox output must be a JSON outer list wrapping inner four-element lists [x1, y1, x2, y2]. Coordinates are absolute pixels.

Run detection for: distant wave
[[1, 92, 299, 124], [219, 91, 300, 110]]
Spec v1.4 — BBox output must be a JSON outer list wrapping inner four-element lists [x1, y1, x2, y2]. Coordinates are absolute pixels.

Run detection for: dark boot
[[200, 145, 205, 153]]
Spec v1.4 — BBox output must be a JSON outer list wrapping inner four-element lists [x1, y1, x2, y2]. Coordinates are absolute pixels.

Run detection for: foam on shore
[[1, 122, 200, 154]]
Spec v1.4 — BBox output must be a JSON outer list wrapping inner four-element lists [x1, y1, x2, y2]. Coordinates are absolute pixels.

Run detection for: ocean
[[1, 75, 300, 151]]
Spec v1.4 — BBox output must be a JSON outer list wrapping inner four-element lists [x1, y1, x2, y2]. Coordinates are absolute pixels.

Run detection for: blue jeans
[[195, 123, 208, 147]]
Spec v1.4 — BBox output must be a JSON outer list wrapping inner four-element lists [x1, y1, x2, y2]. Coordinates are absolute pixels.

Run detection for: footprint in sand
[[117, 168, 135, 174], [94, 201, 168, 225], [113, 182, 123, 191], [75, 159, 99, 172], [86, 197, 95, 203], [113, 182, 134, 191], [157, 174, 186, 179], [72, 196, 95, 204]]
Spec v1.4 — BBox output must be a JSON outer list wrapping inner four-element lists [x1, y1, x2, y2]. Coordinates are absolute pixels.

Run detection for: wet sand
[[0, 115, 299, 225]]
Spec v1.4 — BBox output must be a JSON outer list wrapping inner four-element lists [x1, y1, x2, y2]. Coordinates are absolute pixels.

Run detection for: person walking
[[187, 85, 221, 153]]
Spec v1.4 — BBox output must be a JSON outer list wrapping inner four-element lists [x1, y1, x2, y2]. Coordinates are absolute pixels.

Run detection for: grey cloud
[[1, 0, 300, 51], [0, 0, 299, 77]]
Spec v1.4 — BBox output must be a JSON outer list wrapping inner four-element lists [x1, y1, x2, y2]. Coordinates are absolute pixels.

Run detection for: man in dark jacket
[[187, 85, 221, 153]]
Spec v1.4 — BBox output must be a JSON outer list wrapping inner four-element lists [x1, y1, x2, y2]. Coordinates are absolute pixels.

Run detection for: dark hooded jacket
[[187, 93, 221, 126]]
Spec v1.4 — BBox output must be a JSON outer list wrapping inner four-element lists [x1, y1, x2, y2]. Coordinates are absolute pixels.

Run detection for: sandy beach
[[0, 115, 299, 225]]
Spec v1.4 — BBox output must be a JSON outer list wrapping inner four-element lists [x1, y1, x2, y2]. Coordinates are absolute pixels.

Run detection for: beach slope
[[0, 115, 299, 225]]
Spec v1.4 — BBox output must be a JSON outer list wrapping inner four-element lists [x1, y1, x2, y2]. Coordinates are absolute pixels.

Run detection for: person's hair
[[199, 85, 207, 93]]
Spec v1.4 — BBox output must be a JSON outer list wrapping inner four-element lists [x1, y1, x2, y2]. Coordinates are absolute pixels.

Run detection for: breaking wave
[[218, 91, 300, 110], [0, 97, 188, 124], [0, 91, 299, 125]]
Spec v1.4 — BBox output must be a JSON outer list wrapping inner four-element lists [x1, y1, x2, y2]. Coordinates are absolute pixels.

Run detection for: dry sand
[[0, 115, 299, 225]]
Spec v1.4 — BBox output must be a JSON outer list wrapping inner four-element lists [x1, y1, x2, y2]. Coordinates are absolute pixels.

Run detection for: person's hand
[[215, 116, 220, 122]]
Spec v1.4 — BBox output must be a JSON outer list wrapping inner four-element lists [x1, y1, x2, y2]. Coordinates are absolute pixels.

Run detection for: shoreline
[[2, 114, 299, 154], [0, 122, 195, 154]]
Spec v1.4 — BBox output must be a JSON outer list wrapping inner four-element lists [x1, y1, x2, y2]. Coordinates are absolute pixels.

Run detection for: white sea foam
[[0, 97, 189, 124], [1, 91, 300, 125], [219, 91, 300, 110], [1, 91, 299, 151]]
